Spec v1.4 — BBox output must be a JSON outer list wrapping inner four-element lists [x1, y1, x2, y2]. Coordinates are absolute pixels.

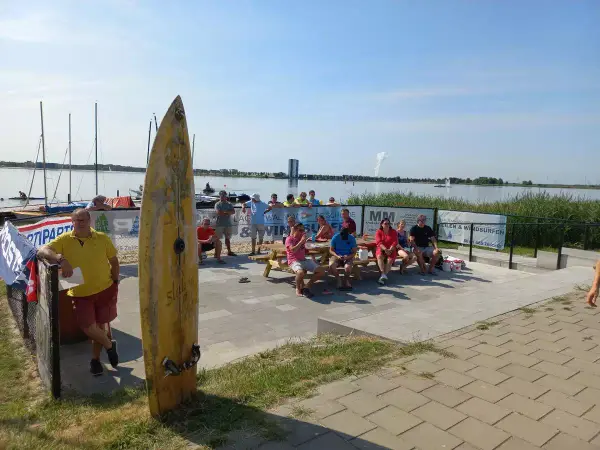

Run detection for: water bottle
[[312, 232, 316, 242]]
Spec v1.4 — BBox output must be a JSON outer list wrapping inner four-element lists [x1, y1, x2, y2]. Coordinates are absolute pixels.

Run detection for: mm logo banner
[[363, 207, 435, 236], [437, 210, 507, 250]]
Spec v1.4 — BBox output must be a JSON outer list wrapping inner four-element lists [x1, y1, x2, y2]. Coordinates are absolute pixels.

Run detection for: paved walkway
[[59, 258, 530, 394], [244, 291, 600, 450]]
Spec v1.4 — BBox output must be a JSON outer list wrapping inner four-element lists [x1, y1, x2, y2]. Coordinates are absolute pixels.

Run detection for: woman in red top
[[375, 218, 398, 285]]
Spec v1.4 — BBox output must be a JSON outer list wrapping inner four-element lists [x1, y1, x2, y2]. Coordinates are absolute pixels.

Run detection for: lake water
[[1, 167, 600, 210]]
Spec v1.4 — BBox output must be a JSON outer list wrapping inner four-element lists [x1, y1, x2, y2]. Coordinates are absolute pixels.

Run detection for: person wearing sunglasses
[[375, 218, 398, 285], [409, 214, 440, 275]]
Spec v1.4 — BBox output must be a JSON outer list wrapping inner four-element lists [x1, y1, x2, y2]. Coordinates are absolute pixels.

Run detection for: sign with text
[[89, 210, 140, 252], [362, 206, 435, 236], [437, 210, 507, 250], [197, 205, 363, 241], [1, 221, 37, 285], [18, 217, 74, 248]]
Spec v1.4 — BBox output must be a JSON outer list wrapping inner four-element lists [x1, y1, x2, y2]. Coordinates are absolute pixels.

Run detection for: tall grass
[[348, 191, 600, 250]]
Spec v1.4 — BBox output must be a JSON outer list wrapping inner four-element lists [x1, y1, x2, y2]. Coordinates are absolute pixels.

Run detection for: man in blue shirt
[[329, 227, 357, 290], [242, 193, 268, 255]]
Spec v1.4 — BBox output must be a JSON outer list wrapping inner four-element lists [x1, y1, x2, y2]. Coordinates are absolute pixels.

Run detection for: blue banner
[[0, 221, 37, 286]]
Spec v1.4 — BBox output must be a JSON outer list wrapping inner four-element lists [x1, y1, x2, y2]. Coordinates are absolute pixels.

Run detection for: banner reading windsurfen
[[437, 210, 507, 250]]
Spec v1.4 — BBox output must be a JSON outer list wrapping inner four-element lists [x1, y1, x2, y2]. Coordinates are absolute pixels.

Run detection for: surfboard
[[138, 96, 199, 417]]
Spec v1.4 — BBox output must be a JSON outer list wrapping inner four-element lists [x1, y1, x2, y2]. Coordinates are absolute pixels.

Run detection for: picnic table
[[258, 236, 378, 278]]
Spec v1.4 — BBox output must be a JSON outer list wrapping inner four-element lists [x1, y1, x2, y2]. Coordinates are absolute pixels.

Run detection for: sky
[[1, 0, 599, 184]]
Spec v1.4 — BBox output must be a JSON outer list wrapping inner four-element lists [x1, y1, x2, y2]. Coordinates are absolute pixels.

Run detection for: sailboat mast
[[191, 133, 196, 168], [94, 102, 98, 196], [153, 113, 158, 132], [146, 120, 152, 166], [68, 113, 72, 203], [40, 101, 48, 207]]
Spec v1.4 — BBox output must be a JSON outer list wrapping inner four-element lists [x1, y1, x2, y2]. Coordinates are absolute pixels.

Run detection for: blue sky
[[1, 0, 599, 183]]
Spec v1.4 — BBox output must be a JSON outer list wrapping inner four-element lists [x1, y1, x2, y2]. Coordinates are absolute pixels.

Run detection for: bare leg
[[295, 270, 305, 295], [306, 267, 324, 289], [226, 237, 233, 254], [84, 323, 112, 353], [344, 264, 352, 287], [215, 239, 222, 260], [377, 256, 386, 273], [428, 250, 440, 273], [197, 244, 203, 264], [257, 237, 263, 254], [251, 238, 257, 254], [414, 250, 426, 273], [329, 259, 341, 288]]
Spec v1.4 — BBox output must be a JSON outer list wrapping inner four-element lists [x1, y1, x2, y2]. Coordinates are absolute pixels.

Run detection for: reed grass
[[348, 191, 600, 249]]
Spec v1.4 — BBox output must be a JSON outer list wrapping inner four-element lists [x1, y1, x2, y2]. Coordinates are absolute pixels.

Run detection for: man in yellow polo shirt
[[37, 208, 120, 376]]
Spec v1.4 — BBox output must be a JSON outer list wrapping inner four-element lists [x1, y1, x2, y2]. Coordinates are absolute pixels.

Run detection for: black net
[[6, 284, 37, 352]]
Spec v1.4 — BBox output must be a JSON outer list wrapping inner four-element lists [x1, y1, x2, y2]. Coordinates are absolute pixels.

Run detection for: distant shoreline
[[1, 161, 599, 190]]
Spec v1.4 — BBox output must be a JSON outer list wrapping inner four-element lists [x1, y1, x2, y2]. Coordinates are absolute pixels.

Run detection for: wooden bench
[[248, 254, 270, 262]]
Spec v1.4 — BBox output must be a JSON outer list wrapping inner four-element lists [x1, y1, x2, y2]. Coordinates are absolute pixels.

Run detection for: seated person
[[315, 215, 334, 241], [282, 215, 296, 245], [396, 219, 416, 274], [376, 218, 398, 285], [326, 197, 340, 206], [283, 194, 299, 207], [197, 218, 224, 264], [19, 190, 27, 200], [86, 195, 113, 211], [286, 223, 324, 298], [341, 208, 357, 236], [409, 214, 440, 275], [329, 227, 357, 290], [268, 193, 282, 207], [294, 191, 311, 207], [308, 190, 320, 206]]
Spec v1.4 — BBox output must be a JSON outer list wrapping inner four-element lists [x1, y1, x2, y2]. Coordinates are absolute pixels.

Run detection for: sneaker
[[90, 358, 104, 376], [106, 340, 119, 368], [228, 252, 238, 257], [202, 252, 207, 259], [377, 276, 385, 286]]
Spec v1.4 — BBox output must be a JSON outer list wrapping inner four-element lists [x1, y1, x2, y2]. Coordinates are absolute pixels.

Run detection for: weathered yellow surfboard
[[138, 96, 199, 417]]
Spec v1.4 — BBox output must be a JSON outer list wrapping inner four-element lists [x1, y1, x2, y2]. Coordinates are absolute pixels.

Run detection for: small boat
[[9, 196, 46, 200], [202, 182, 215, 194]]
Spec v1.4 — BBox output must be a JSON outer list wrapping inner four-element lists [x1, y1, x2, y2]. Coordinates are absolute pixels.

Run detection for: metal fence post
[[534, 218, 540, 258], [469, 223, 474, 262], [509, 223, 515, 270], [584, 225, 590, 251], [360, 205, 366, 236], [556, 225, 565, 270]]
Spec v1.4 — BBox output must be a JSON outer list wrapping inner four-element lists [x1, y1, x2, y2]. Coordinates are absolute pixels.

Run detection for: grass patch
[[520, 307, 536, 315], [476, 321, 500, 331], [562, 300, 573, 306], [563, 307, 573, 311], [545, 307, 554, 311], [289, 405, 313, 420], [419, 372, 436, 380], [575, 284, 592, 292], [550, 295, 569, 303], [1, 289, 431, 450]]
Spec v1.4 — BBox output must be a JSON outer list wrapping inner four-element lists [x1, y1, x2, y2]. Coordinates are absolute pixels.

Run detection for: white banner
[[17, 217, 75, 248], [437, 210, 507, 250], [362, 206, 435, 236], [89, 210, 140, 252], [196, 205, 363, 241]]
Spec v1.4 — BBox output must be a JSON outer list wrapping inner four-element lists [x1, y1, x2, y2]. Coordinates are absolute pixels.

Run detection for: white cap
[[251, 193, 260, 201]]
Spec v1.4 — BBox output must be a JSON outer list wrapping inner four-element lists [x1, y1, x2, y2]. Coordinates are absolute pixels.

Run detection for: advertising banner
[[197, 205, 363, 241], [0, 221, 37, 285], [437, 210, 507, 250], [362, 206, 435, 236], [17, 217, 74, 248]]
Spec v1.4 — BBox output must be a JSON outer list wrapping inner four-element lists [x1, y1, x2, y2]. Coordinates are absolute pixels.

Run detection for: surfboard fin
[[162, 344, 202, 377]]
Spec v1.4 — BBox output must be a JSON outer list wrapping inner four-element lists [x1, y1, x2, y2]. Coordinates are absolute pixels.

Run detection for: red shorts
[[72, 283, 118, 329]]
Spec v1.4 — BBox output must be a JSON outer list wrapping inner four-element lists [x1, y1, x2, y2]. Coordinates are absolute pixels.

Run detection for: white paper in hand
[[58, 267, 84, 291]]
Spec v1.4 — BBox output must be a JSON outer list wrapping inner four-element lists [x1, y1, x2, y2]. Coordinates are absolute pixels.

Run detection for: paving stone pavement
[[219, 292, 600, 450], [60, 258, 535, 394]]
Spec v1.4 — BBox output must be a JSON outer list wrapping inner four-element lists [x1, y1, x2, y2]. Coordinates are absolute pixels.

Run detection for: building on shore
[[288, 159, 299, 179]]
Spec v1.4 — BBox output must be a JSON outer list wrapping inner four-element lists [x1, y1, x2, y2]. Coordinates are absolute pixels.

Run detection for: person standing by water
[[376, 218, 398, 285], [242, 193, 268, 256], [37, 208, 120, 376], [587, 261, 600, 306], [215, 190, 237, 256]]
